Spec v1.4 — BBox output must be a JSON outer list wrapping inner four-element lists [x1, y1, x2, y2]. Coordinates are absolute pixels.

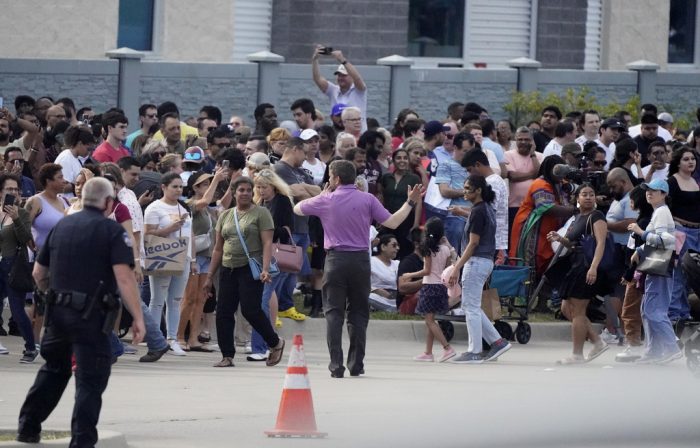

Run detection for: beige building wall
[[0, 0, 236, 62], [158, 0, 234, 62], [0, 0, 118, 59], [601, 0, 670, 70]]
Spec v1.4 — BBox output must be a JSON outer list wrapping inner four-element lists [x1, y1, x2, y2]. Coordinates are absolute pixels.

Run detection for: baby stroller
[[681, 249, 700, 376], [437, 261, 535, 344]]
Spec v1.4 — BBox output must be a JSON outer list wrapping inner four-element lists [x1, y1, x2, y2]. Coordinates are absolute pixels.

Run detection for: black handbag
[[9, 245, 35, 293], [580, 214, 617, 271], [637, 241, 674, 277]]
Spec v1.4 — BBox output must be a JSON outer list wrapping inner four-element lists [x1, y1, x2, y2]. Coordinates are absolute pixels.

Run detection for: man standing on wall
[[312, 45, 367, 132]]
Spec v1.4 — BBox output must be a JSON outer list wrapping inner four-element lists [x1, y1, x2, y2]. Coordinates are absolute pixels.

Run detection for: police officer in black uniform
[[17, 177, 145, 447]]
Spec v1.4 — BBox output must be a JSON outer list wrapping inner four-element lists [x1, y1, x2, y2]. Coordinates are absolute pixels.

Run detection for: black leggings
[[216, 265, 280, 358]]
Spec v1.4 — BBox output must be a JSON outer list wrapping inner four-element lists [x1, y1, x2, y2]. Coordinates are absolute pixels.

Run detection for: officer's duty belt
[[53, 291, 90, 312]]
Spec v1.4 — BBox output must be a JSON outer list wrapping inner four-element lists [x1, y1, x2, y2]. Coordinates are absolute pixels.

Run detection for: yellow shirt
[[152, 122, 199, 142]]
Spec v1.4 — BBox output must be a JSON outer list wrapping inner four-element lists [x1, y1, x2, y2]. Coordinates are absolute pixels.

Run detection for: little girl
[[402, 217, 456, 362]]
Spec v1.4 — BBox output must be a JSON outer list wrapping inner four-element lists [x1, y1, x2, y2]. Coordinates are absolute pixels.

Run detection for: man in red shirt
[[92, 111, 130, 163]]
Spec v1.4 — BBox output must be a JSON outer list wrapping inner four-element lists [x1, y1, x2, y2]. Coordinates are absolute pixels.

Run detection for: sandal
[[213, 357, 234, 368], [198, 332, 211, 344], [266, 338, 285, 366], [556, 355, 586, 365], [275, 318, 283, 328], [587, 342, 609, 361]]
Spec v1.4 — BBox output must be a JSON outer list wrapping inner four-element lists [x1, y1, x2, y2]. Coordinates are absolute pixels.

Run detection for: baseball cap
[[247, 152, 271, 168], [188, 171, 213, 189], [641, 178, 669, 193], [331, 103, 347, 117], [299, 129, 319, 141], [334, 64, 348, 76], [423, 120, 450, 139], [183, 146, 205, 164], [561, 142, 583, 157], [658, 112, 674, 124], [600, 118, 624, 130]]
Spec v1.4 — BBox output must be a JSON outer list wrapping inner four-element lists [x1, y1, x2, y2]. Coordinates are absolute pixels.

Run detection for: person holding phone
[[0, 173, 36, 362]]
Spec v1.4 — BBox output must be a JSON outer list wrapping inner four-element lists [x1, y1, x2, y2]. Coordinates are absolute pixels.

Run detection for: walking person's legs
[[322, 251, 348, 376]]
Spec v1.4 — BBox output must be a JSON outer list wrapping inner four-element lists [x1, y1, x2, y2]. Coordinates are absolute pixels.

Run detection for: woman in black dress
[[547, 184, 610, 364]]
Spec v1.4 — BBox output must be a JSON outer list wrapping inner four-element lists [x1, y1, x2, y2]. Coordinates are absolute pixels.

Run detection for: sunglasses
[[184, 152, 203, 161], [445, 134, 455, 139], [146, 114, 157, 119], [592, 161, 607, 167]]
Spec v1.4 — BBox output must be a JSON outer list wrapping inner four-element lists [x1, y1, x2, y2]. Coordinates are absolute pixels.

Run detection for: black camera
[[319, 46, 333, 55]]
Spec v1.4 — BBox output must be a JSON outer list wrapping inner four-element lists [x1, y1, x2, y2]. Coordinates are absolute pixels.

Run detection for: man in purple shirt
[[294, 160, 422, 378]]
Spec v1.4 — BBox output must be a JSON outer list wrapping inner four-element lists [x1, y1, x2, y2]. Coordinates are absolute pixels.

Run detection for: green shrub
[[503, 87, 641, 127]]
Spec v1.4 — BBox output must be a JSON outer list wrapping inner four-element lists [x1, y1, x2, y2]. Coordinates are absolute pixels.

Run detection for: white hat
[[657, 112, 673, 124], [334, 64, 348, 76], [299, 129, 319, 141]]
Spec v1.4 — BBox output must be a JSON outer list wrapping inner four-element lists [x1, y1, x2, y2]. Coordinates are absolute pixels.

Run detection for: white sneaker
[[615, 345, 643, 363], [245, 343, 253, 354], [168, 340, 187, 356], [0, 343, 9, 355], [600, 329, 618, 345]]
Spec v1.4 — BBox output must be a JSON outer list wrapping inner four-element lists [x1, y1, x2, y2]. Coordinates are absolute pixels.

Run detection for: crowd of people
[[1, 46, 699, 370]]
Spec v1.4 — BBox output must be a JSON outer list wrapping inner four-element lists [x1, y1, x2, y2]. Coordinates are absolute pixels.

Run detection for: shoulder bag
[[143, 204, 189, 276], [233, 207, 279, 280], [9, 244, 34, 293], [273, 226, 303, 273], [637, 239, 674, 277], [194, 209, 212, 253], [581, 213, 617, 271]]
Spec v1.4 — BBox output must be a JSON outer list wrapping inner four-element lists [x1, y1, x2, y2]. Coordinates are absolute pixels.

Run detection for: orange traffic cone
[[265, 334, 327, 438]]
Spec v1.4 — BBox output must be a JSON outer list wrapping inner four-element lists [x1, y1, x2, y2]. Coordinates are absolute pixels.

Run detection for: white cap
[[657, 112, 673, 123], [334, 64, 348, 75], [299, 129, 319, 141]]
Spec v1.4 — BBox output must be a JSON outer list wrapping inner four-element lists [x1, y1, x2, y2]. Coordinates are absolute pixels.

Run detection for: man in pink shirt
[[294, 160, 422, 378], [92, 111, 130, 163], [503, 126, 543, 235]]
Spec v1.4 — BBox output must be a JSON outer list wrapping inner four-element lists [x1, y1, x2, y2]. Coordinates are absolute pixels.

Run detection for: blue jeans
[[670, 225, 700, 320], [642, 274, 680, 357], [277, 233, 310, 312], [460, 257, 501, 353], [444, 215, 466, 254], [0, 256, 35, 351], [250, 273, 286, 354], [148, 263, 190, 340], [139, 299, 168, 352]]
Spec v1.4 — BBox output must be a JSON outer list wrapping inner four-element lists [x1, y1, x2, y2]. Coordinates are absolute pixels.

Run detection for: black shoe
[[16, 433, 41, 443], [0, 326, 7, 336], [349, 368, 365, 377], [330, 368, 345, 378], [139, 346, 169, 363]]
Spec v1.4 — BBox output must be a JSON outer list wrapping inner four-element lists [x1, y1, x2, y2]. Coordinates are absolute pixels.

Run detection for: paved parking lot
[[1, 325, 699, 448]]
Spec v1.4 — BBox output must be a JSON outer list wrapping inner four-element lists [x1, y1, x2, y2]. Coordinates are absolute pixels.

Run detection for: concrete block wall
[[409, 69, 519, 122], [0, 59, 118, 115], [2, 56, 700, 132], [271, 0, 409, 65], [138, 62, 258, 124]]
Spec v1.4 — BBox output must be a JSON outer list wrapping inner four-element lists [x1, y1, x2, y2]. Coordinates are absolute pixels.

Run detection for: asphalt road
[[1, 328, 699, 448]]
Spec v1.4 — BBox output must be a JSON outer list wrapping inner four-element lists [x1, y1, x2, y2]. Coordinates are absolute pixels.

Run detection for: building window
[[668, 0, 697, 63], [117, 0, 155, 51], [408, 0, 465, 58]]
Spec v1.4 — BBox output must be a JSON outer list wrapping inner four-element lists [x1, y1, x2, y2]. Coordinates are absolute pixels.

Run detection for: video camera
[[553, 163, 608, 196]]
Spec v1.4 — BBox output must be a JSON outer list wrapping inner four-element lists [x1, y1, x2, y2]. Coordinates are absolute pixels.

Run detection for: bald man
[[45, 105, 68, 131], [602, 167, 639, 346]]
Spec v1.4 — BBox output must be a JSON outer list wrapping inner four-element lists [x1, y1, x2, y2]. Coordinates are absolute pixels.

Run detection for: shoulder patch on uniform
[[122, 232, 133, 248]]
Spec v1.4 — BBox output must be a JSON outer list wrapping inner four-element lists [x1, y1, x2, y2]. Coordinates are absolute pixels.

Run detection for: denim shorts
[[196, 255, 211, 274]]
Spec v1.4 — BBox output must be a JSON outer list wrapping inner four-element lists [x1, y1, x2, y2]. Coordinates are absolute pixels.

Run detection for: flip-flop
[[188, 345, 213, 353]]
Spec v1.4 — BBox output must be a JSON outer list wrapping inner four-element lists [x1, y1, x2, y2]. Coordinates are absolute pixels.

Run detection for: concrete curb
[[275, 317, 602, 343], [0, 430, 127, 448]]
